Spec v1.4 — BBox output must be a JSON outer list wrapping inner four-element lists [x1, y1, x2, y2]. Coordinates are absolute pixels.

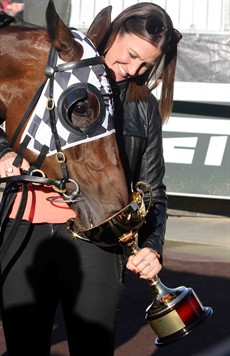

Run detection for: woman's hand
[[126, 247, 162, 279], [0, 151, 30, 178]]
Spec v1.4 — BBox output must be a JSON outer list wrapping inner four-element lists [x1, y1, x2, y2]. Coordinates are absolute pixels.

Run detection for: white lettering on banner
[[163, 137, 198, 164], [163, 117, 229, 166], [204, 136, 228, 166]]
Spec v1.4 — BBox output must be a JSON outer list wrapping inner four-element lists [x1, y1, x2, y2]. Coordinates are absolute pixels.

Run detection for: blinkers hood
[[57, 83, 106, 135], [20, 30, 114, 156]]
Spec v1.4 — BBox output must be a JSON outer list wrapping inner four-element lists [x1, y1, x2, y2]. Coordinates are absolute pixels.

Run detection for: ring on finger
[[6, 167, 13, 173], [142, 259, 151, 267]]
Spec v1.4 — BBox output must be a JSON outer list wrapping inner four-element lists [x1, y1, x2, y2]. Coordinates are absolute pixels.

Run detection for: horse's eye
[[59, 89, 100, 133], [75, 104, 87, 116]]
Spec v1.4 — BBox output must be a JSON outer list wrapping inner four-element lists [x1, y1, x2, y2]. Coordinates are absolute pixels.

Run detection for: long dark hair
[[99, 2, 182, 122]]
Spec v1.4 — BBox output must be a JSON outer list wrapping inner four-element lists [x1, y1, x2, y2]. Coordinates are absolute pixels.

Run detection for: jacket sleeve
[[137, 94, 167, 260], [122, 93, 167, 261], [0, 125, 13, 159]]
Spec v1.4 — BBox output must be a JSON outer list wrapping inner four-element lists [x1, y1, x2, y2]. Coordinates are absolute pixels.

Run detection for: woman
[[100, 2, 182, 276], [0, 3, 182, 355]]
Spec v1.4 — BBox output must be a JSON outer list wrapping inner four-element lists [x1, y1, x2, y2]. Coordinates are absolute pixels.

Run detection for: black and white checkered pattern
[[21, 30, 114, 156]]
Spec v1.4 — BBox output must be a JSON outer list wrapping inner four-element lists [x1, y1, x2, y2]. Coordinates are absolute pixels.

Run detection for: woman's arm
[[123, 93, 167, 278]]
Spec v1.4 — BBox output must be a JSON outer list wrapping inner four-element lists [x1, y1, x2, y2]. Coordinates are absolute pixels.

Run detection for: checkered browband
[[20, 29, 114, 156]]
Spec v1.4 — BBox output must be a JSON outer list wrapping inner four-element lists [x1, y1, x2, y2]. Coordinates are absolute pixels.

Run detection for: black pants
[[0, 219, 125, 356]]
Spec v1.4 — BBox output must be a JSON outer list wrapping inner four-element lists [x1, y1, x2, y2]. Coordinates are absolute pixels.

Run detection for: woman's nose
[[127, 61, 142, 77]]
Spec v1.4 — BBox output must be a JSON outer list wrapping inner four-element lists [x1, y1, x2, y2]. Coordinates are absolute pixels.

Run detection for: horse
[[0, 0, 132, 241]]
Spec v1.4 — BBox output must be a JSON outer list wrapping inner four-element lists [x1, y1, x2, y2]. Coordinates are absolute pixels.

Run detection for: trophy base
[[146, 286, 213, 347], [155, 306, 212, 346]]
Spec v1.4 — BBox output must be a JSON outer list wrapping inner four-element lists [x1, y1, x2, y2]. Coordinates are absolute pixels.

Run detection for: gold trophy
[[67, 181, 213, 346], [119, 231, 213, 346]]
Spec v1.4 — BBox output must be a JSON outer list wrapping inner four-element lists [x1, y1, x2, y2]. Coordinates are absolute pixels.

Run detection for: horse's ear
[[87, 6, 112, 49], [46, 0, 83, 61]]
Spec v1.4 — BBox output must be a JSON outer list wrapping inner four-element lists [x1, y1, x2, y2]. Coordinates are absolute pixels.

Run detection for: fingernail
[[132, 269, 137, 274]]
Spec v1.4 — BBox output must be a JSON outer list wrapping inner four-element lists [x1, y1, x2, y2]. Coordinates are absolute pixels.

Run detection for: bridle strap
[[12, 134, 31, 167], [0, 183, 28, 265], [0, 173, 66, 191], [54, 55, 105, 73], [9, 79, 47, 149], [46, 46, 69, 184], [29, 144, 49, 171]]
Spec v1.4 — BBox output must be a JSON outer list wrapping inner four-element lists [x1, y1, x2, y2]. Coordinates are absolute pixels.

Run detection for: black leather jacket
[[0, 82, 167, 257], [113, 81, 167, 258]]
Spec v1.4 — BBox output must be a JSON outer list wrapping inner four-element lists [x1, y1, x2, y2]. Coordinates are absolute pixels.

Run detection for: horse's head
[[0, 0, 130, 235]]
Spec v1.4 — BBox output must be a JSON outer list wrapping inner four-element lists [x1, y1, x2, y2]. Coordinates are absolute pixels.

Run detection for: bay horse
[[0, 0, 133, 241]]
